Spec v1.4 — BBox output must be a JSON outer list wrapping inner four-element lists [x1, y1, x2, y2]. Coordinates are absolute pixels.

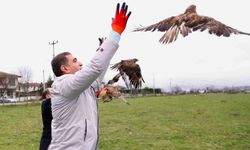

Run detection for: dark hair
[[51, 52, 71, 77]]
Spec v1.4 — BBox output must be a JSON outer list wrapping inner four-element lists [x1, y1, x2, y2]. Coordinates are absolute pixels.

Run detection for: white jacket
[[48, 37, 119, 150]]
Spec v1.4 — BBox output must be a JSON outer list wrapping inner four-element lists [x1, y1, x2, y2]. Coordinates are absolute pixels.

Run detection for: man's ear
[[60, 65, 69, 74]]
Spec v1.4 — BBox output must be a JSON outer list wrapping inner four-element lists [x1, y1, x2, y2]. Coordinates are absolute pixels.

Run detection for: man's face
[[62, 54, 83, 74]]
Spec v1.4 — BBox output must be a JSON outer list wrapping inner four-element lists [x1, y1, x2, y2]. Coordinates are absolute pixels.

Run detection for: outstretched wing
[[110, 59, 136, 72], [133, 5, 250, 44], [107, 73, 121, 85], [110, 61, 122, 71], [133, 16, 178, 32], [191, 16, 250, 37], [133, 14, 194, 44], [110, 59, 144, 89]]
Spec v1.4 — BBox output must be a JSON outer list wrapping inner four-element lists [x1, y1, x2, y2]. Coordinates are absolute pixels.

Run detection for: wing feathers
[[110, 59, 144, 89], [133, 5, 250, 44]]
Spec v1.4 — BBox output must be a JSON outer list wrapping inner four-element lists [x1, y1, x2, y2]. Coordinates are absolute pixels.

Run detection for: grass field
[[0, 93, 250, 150]]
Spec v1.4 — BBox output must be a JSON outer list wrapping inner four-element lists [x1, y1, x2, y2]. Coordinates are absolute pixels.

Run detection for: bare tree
[[46, 75, 53, 88], [0, 77, 9, 103], [172, 85, 183, 95], [18, 66, 33, 100]]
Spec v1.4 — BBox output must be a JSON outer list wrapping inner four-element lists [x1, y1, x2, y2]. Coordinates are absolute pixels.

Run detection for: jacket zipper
[[90, 86, 99, 150], [84, 119, 87, 141]]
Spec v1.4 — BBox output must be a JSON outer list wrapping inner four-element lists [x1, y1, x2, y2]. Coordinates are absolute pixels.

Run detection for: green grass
[[0, 103, 41, 150], [0, 93, 250, 150]]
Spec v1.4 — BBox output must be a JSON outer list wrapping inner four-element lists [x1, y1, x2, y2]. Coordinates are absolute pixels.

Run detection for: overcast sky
[[1, 0, 250, 90]]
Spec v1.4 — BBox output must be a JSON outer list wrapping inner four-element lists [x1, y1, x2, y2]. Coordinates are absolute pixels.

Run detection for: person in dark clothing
[[39, 88, 52, 150]]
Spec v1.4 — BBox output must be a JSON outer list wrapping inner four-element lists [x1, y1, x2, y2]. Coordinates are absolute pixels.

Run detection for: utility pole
[[153, 74, 155, 96], [49, 40, 58, 79], [169, 78, 172, 93], [42, 70, 45, 91], [49, 40, 58, 58]]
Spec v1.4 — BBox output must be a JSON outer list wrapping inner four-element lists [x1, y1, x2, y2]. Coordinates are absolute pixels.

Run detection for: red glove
[[111, 2, 131, 34]]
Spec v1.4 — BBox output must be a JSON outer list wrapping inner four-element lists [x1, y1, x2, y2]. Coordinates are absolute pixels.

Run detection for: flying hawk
[[133, 4, 250, 44], [98, 85, 130, 105], [110, 58, 145, 89]]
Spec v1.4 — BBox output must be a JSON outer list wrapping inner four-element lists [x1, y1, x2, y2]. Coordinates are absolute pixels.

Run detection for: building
[[0, 71, 21, 99], [19, 82, 41, 93]]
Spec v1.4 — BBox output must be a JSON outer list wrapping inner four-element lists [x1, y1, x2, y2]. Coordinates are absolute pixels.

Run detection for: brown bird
[[110, 58, 145, 89], [98, 85, 130, 105], [133, 4, 250, 44]]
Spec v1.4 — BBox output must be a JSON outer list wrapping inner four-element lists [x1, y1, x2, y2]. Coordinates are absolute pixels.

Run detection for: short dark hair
[[51, 52, 71, 77]]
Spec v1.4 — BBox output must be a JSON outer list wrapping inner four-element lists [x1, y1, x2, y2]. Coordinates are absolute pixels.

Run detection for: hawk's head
[[184, 5, 197, 14]]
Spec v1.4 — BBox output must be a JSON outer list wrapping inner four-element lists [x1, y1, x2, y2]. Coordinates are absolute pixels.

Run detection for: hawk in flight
[[133, 5, 250, 44], [110, 58, 145, 89]]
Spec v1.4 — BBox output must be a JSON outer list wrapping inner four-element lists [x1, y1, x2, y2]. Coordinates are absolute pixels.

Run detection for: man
[[48, 2, 131, 150]]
